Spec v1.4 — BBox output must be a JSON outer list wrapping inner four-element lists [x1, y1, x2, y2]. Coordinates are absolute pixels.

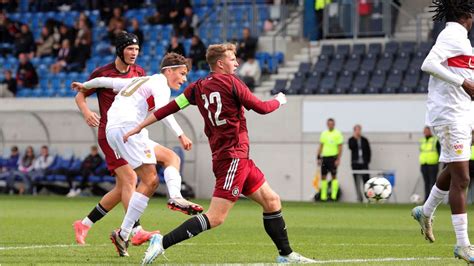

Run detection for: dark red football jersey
[[183, 73, 280, 160], [84, 62, 146, 139]]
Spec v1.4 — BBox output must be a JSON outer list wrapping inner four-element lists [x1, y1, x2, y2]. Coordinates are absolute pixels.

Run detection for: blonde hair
[[206, 43, 236, 67]]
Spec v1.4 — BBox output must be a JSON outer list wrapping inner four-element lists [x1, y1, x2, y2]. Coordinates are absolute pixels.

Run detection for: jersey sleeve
[[421, 32, 465, 86], [336, 131, 344, 145], [151, 78, 184, 137], [232, 76, 280, 114], [319, 132, 325, 144], [84, 77, 134, 93]]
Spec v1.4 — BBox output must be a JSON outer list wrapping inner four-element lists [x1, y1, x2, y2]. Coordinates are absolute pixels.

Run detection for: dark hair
[[115, 31, 140, 65], [327, 118, 335, 123], [11, 146, 18, 152], [431, 0, 474, 22], [160, 52, 190, 72]]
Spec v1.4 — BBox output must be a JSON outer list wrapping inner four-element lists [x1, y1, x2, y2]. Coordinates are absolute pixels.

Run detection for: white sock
[[452, 213, 471, 247], [81, 217, 93, 227], [164, 166, 183, 199], [423, 185, 448, 217], [119, 192, 149, 241]]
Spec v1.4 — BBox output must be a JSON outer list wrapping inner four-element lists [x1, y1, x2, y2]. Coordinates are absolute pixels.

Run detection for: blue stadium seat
[[273, 52, 284, 64], [328, 54, 345, 72], [384, 69, 403, 93], [384, 41, 399, 54], [320, 45, 335, 58], [302, 72, 320, 94], [376, 52, 393, 72], [360, 53, 376, 72], [352, 43, 366, 56], [318, 71, 337, 94], [271, 79, 287, 95], [297, 62, 312, 78], [344, 54, 361, 73], [400, 41, 416, 55], [392, 52, 410, 71], [350, 70, 370, 94], [416, 73, 430, 93], [313, 54, 329, 73], [368, 69, 386, 93], [287, 76, 304, 95], [334, 70, 353, 94], [368, 43, 382, 55], [418, 42, 432, 55], [400, 68, 419, 93], [336, 44, 350, 57]]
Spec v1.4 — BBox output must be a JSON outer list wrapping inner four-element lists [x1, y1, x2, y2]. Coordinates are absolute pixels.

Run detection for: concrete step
[[261, 80, 275, 87], [294, 54, 313, 61], [270, 73, 294, 80], [285, 61, 302, 68], [394, 31, 429, 40], [400, 24, 431, 32]]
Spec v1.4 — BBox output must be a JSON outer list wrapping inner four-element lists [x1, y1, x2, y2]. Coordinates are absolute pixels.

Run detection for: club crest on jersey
[[453, 143, 464, 155], [144, 149, 152, 158], [232, 187, 240, 197]]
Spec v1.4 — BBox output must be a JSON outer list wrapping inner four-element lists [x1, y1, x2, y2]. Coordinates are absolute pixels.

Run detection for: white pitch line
[[0, 243, 108, 251], [312, 257, 443, 264]]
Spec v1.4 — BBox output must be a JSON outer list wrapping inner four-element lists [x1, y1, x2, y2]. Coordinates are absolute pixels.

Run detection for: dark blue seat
[[271, 79, 287, 95], [352, 43, 366, 56], [368, 69, 386, 93], [392, 52, 410, 71], [334, 70, 353, 94], [287, 76, 305, 95], [360, 53, 377, 72], [368, 43, 382, 55], [400, 41, 416, 55], [320, 45, 335, 58], [302, 73, 321, 94], [336, 44, 350, 57], [313, 54, 329, 72], [297, 62, 312, 77], [384, 41, 399, 54], [328, 54, 345, 72], [350, 70, 369, 94], [416, 73, 430, 93], [376, 52, 393, 72], [344, 54, 360, 73], [384, 69, 404, 93], [400, 69, 420, 93]]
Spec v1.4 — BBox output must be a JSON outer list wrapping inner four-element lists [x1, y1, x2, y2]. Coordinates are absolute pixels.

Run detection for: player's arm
[[75, 91, 100, 127], [72, 77, 133, 93], [317, 143, 323, 166], [234, 76, 286, 113], [421, 44, 465, 86], [123, 93, 191, 143]]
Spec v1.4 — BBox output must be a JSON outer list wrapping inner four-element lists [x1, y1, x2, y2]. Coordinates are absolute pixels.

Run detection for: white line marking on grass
[[178, 242, 453, 247], [0, 244, 108, 251], [313, 257, 443, 264]]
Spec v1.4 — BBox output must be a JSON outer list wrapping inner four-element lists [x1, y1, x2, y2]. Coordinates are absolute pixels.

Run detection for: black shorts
[[321, 156, 338, 176]]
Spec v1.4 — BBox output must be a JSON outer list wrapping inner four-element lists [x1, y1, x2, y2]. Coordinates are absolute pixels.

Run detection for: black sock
[[263, 210, 293, 256], [162, 214, 210, 249], [133, 220, 141, 229], [87, 203, 108, 223]]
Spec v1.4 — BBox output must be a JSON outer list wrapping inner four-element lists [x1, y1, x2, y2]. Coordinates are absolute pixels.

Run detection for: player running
[[123, 43, 316, 264], [72, 52, 195, 257], [411, 0, 474, 263], [73, 32, 202, 247]]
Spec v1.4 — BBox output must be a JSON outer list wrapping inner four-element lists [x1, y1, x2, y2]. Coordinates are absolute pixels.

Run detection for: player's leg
[[153, 144, 203, 215], [330, 158, 339, 201], [244, 160, 315, 263], [248, 184, 315, 263], [143, 196, 233, 264], [320, 158, 329, 201]]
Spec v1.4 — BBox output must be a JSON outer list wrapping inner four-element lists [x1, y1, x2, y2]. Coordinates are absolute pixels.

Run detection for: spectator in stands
[[358, 0, 372, 34], [50, 39, 71, 73], [187, 35, 206, 70], [78, 12, 93, 29], [16, 53, 38, 88], [54, 23, 75, 54], [130, 18, 144, 46], [237, 27, 258, 62], [148, 0, 172, 25], [28, 145, 54, 194], [66, 145, 104, 197], [419, 126, 440, 201], [16, 146, 35, 195], [167, 35, 186, 56], [0, 12, 15, 45], [0, 70, 16, 97], [0, 0, 17, 12], [348, 124, 371, 202], [36, 26, 55, 58], [75, 17, 92, 48], [176, 6, 198, 38], [108, 7, 127, 43], [238, 56, 261, 91], [14, 24, 35, 57]]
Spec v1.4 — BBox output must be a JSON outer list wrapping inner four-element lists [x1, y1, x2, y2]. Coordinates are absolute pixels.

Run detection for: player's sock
[[263, 210, 293, 256], [164, 166, 182, 199], [320, 180, 328, 201], [423, 185, 448, 217], [331, 179, 339, 200], [119, 192, 149, 241], [83, 203, 109, 227], [162, 214, 210, 249], [452, 213, 471, 247]]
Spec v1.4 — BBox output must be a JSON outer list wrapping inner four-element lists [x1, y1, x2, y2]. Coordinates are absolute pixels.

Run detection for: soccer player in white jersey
[[72, 53, 192, 257], [411, 0, 474, 263]]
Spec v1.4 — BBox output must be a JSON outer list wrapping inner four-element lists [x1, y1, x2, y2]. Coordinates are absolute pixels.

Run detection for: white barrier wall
[[0, 95, 443, 202]]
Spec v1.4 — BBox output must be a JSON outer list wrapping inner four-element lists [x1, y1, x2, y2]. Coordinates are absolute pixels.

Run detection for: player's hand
[[462, 79, 474, 97], [335, 158, 341, 167], [123, 127, 141, 143], [71, 82, 88, 92], [275, 92, 287, 106], [83, 109, 100, 127], [179, 134, 193, 151]]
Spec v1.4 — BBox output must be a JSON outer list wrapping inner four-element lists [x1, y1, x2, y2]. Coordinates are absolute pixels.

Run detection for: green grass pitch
[[0, 195, 471, 265]]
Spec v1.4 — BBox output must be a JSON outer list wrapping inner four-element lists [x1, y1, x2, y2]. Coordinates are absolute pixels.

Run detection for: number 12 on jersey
[[201, 92, 227, 126]]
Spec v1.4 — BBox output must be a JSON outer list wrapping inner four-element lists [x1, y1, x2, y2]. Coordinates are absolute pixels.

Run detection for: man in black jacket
[[348, 124, 371, 202]]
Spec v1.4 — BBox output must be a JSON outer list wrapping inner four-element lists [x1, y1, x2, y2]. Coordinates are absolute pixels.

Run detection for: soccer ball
[[410, 193, 422, 204], [364, 177, 392, 203]]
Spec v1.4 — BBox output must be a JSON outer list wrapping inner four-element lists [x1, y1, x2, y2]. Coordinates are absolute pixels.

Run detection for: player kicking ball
[[72, 32, 202, 248], [411, 0, 474, 264], [123, 43, 315, 264], [72, 52, 200, 257]]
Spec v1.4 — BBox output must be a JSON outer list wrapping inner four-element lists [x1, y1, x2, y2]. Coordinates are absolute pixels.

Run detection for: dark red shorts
[[212, 158, 266, 202], [98, 138, 127, 173]]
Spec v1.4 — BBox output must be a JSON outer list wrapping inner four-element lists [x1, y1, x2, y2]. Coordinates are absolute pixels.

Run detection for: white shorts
[[106, 126, 158, 169], [432, 124, 472, 163]]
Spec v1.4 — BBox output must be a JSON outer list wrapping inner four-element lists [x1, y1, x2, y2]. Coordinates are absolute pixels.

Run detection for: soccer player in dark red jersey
[[72, 32, 202, 248], [124, 43, 315, 264]]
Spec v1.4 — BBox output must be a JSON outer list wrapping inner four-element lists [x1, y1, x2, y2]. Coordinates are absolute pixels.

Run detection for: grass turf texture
[[0, 195, 471, 265]]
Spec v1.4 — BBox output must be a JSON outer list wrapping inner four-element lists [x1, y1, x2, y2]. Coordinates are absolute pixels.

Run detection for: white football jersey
[[84, 74, 183, 136], [422, 22, 473, 126]]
